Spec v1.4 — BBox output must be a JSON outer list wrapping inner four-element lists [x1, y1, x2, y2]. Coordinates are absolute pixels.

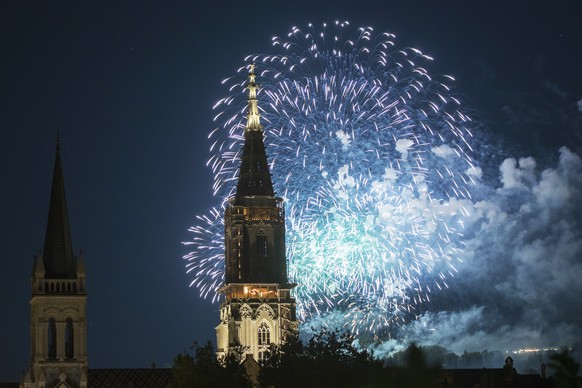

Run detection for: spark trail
[[184, 21, 481, 335]]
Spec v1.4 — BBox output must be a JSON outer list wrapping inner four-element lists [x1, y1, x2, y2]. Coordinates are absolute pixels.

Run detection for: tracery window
[[48, 318, 57, 359], [258, 322, 271, 346], [65, 318, 74, 359]]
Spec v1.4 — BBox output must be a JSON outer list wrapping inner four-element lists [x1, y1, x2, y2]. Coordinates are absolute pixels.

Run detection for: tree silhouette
[[548, 350, 580, 388], [260, 328, 393, 387], [168, 341, 251, 388]]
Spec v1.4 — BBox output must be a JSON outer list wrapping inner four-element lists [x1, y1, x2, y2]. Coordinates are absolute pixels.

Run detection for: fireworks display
[[184, 21, 481, 334]]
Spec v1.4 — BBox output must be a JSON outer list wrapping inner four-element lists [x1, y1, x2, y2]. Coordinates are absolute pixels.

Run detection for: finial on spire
[[56, 131, 61, 151], [245, 63, 263, 132]]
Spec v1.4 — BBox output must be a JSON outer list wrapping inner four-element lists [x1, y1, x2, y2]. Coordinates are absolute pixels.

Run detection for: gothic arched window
[[257, 230, 267, 260], [65, 318, 74, 359], [48, 318, 57, 359], [258, 322, 271, 346]]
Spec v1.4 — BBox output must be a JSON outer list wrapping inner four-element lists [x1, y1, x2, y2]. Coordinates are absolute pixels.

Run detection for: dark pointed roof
[[43, 138, 76, 279], [235, 64, 275, 198]]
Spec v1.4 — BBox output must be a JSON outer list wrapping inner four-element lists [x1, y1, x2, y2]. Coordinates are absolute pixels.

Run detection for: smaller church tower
[[23, 139, 88, 388], [215, 65, 298, 364]]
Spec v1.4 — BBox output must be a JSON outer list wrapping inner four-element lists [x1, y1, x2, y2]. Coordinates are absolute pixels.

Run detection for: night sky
[[2, 0, 581, 381]]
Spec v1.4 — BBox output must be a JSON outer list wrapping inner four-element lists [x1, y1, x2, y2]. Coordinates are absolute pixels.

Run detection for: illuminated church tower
[[23, 140, 88, 388], [216, 65, 298, 363]]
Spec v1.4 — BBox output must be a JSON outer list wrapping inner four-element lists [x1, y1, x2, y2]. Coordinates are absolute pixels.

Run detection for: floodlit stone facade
[[216, 285, 297, 362]]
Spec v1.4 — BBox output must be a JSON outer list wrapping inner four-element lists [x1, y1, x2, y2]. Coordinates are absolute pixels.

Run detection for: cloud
[[499, 156, 536, 189], [409, 147, 582, 355], [346, 147, 581, 366], [466, 166, 482, 178], [577, 99, 582, 112], [335, 130, 351, 149], [395, 138, 414, 159], [303, 146, 582, 368], [432, 144, 456, 158], [384, 167, 398, 181]]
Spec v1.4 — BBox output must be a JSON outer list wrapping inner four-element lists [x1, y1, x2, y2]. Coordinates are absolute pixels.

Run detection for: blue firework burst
[[184, 21, 481, 334]]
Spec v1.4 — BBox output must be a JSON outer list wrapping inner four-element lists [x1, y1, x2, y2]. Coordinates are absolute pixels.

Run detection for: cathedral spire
[[235, 64, 275, 198], [42, 136, 76, 279], [217, 64, 297, 364]]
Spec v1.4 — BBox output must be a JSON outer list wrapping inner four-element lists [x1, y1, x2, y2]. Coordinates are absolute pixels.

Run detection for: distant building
[[215, 64, 298, 364], [22, 140, 88, 388], [19, 140, 172, 388]]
